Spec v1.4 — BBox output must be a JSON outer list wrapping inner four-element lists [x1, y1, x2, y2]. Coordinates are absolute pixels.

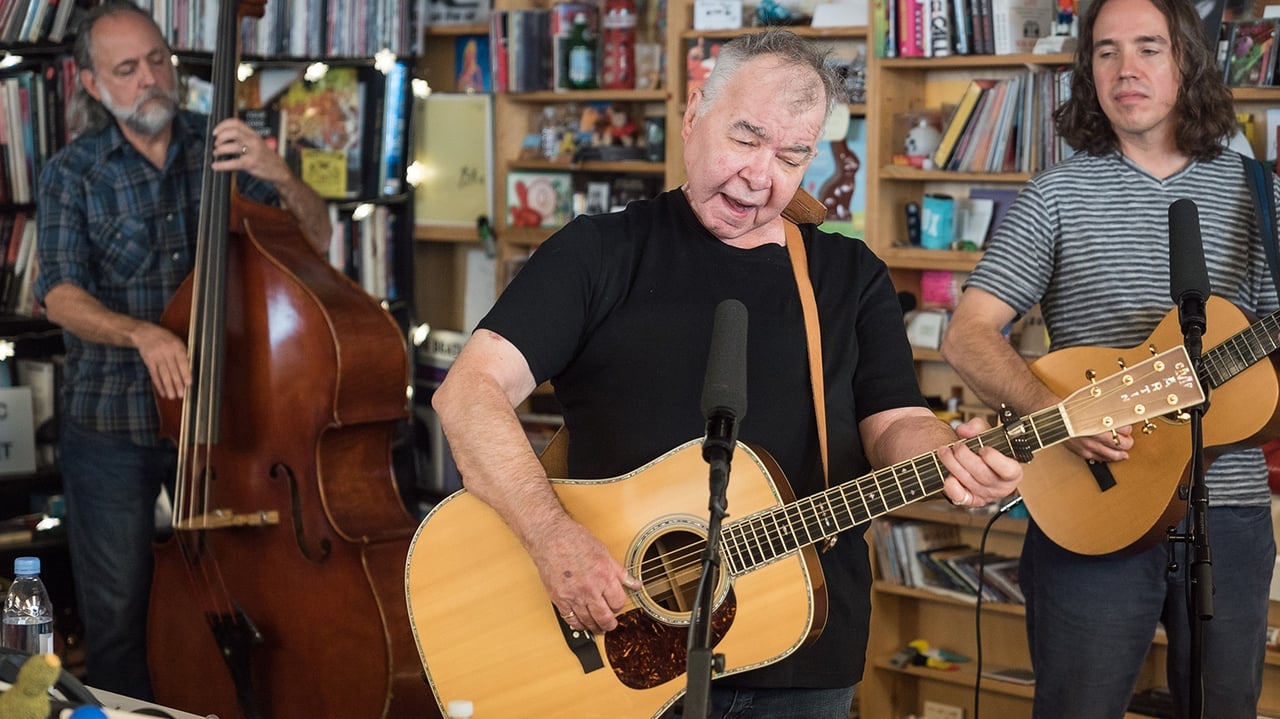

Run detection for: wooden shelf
[[879, 246, 982, 271], [422, 22, 490, 36], [871, 658, 1038, 700], [414, 224, 483, 243], [879, 165, 1034, 183], [682, 25, 868, 39], [509, 159, 667, 174], [1230, 86, 1280, 102], [885, 498, 1030, 531], [503, 89, 670, 103], [874, 580, 1027, 615], [879, 51, 1072, 68]]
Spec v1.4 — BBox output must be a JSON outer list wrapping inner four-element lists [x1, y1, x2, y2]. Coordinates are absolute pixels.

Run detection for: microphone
[[700, 299, 748, 464], [1168, 198, 1210, 343]]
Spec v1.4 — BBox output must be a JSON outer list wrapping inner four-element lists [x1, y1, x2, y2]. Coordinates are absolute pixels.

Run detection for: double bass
[[146, 2, 433, 717]]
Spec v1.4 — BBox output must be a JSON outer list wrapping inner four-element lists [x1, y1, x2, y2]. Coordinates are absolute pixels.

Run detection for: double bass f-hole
[[270, 461, 332, 563]]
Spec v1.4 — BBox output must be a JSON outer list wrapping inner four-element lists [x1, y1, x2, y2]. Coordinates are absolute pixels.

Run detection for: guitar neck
[[721, 405, 1067, 575], [1202, 309, 1280, 389]]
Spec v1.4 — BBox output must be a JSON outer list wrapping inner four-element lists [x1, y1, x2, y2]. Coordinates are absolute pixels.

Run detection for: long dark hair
[[1055, 0, 1235, 160]]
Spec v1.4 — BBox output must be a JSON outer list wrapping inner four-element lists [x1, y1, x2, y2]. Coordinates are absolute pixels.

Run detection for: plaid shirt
[[35, 110, 279, 446]]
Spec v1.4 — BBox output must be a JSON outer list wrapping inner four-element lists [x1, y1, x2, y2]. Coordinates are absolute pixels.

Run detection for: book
[[241, 107, 284, 156], [982, 666, 1035, 685], [414, 93, 493, 227], [980, 555, 1025, 603], [967, 187, 1020, 245], [277, 66, 364, 199], [454, 34, 491, 93], [933, 79, 994, 168], [953, 196, 996, 249], [897, 0, 927, 57], [379, 61, 410, 196], [892, 520, 963, 588], [927, 0, 952, 57], [506, 170, 573, 229]]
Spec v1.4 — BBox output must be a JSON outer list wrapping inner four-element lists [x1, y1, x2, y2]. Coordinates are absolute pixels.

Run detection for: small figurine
[[904, 118, 942, 169], [594, 104, 639, 147], [0, 653, 61, 719]]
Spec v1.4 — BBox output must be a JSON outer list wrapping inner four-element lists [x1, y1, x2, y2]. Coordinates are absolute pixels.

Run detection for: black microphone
[[701, 299, 748, 464], [1168, 198, 1210, 342]]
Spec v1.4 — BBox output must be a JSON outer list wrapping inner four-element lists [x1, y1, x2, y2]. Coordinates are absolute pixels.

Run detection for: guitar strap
[[1242, 154, 1280, 300], [781, 188, 838, 552]]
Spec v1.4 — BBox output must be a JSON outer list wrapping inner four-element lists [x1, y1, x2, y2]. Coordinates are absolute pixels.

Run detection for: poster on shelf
[[800, 116, 867, 237], [0, 385, 35, 475], [414, 93, 494, 227]]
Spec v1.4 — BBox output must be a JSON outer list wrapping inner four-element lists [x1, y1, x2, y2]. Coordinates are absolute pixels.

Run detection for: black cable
[[972, 494, 1024, 719]]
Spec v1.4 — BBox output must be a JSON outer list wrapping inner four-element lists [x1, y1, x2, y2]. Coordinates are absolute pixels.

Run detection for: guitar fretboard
[[1201, 309, 1280, 389], [719, 406, 1070, 575]]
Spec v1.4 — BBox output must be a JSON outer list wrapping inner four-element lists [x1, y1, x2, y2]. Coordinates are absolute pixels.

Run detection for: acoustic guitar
[[405, 347, 1202, 718], [1024, 295, 1280, 555]]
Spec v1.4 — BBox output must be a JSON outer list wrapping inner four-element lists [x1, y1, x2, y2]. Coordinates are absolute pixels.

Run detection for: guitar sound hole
[[639, 529, 721, 615]]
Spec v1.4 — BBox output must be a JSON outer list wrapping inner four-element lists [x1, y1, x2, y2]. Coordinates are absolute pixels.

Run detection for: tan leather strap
[[782, 187, 828, 225], [785, 218, 837, 552], [784, 221, 829, 491]]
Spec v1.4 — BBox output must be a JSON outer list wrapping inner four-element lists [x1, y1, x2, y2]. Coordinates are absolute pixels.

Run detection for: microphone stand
[[1167, 298, 1212, 719], [684, 414, 734, 719]]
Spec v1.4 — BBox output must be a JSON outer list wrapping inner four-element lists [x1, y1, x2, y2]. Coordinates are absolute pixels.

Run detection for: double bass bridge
[[173, 509, 280, 531]]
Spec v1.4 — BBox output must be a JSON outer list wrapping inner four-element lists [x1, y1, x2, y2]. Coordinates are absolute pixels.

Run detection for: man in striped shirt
[[942, 0, 1275, 716]]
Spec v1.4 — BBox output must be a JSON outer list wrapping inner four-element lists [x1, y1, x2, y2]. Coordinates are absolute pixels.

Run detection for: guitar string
[[626, 363, 1183, 602]]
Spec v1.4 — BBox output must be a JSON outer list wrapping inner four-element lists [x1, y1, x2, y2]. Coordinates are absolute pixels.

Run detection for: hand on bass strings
[[209, 117, 294, 187], [133, 321, 191, 400]]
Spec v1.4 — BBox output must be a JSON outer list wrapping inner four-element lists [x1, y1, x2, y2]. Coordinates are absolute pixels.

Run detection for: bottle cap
[[446, 699, 474, 718], [14, 556, 40, 575]]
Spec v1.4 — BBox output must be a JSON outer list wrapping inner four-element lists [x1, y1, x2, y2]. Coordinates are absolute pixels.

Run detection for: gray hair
[[66, 1, 170, 136], [699, 29, 842, 121]]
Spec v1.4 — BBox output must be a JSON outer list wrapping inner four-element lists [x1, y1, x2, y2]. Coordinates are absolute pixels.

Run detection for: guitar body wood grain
[[1024, 296, 1280, 555]]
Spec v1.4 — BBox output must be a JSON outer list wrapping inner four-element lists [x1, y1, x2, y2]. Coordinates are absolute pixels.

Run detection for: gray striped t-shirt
[[967, 149, 1278, 507]]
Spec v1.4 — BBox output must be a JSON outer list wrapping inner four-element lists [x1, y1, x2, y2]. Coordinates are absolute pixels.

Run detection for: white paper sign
[[0, 386, 36, 475]]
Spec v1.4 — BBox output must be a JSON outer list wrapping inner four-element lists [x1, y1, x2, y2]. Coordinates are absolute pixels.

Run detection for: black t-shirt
[[480, 189, 927, 688]]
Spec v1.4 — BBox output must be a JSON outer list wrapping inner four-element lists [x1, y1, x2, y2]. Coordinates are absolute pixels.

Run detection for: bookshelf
[[864, 500, 1280, 718]]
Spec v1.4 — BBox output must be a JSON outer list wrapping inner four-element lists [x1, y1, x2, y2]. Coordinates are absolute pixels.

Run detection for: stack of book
[[873, 517, 1025, 604]]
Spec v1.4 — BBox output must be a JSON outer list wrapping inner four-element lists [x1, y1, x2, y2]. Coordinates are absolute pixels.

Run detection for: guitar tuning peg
[[1116, 357, 1127, 369], [1148, 344, 1158, 355], [1110, 429, 1121, 446], [1085, 368, 1097, 382], [1141, 420, 1157, 435]]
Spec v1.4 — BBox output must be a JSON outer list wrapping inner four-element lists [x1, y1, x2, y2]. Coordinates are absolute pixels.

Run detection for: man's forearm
[[274, 175, 333, 254]]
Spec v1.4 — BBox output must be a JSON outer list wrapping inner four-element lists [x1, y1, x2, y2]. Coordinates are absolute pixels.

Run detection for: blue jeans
[[59, 417, 175, 701], [662, 685, 857, 719], [1022, 505, 1274, 719]]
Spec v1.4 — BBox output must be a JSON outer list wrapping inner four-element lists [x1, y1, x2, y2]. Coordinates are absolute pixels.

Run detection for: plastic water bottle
[[2, 556, 55, 655], [446, 699, 474, 718]]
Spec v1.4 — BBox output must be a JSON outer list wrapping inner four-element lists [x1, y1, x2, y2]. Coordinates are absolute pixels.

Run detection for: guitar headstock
[[1060, 346, 1205, 438]]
